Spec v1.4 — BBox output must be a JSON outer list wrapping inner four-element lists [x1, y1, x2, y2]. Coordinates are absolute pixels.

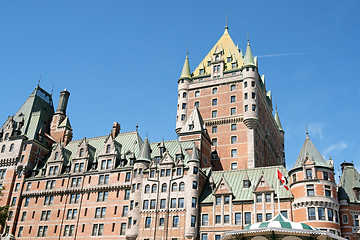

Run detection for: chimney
[[63, 129, 73, 146], [111, 122, 120, 139], [56, 89, 70, 115]]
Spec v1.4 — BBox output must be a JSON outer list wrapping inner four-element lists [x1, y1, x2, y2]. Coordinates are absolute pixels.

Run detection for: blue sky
[[1, 1, 359, 176]]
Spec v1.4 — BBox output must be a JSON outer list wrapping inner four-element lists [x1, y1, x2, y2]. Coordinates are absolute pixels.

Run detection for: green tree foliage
[[0, 187, 10, 227]]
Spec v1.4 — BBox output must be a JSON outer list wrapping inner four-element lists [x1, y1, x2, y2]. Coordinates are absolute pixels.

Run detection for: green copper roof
[[291, 134, 330, 171], [200, 165, 292, 203], [338, 162, 360, 202], [274, 108, 284, 132], [244, 213, 317, 231], [179, 51, 191, 80], [244, 39, 255, 66], [137, 137, 151, 162]]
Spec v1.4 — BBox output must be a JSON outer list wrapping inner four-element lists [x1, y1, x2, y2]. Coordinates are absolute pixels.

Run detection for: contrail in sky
[[257, 52, 315, 58]]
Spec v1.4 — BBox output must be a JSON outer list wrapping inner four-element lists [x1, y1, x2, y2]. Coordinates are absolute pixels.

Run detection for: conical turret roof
[[189, 143, 200, 162], [291, 133, 330, 170], [244, 39, 255, 66], [179, 51, 191, 80], [137, 137, 151, 162]]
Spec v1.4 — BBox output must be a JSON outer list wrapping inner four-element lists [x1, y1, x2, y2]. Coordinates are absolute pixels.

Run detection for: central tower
[[176, 26, 285, 170]]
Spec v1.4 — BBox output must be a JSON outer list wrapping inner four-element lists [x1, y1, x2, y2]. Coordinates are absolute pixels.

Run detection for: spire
[[179, 50, 191, 80], [274, 107, 284, 132], [189, 143, 200, 162], [306, 124, 309, 139], [244, 37, 255, 66], [137, 137, 151, 162], [224, 15, 229, 35]]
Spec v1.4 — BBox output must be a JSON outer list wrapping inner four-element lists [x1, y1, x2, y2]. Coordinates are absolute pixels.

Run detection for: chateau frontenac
[[0, 25, 359, 240]]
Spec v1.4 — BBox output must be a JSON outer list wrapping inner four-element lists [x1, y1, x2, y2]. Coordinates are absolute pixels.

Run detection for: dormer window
[[79, 148, 84, 157], [54, 152, 59, 160], [215, 55, 220, 61], [207, 61, 211, 66], [227, 57, 232, 62], [243, 180, 250, 188], [232, 63, 237, 69], [306, 169, 312, 179], [199, 69, 204, 75], [106, 144, 111, 154]]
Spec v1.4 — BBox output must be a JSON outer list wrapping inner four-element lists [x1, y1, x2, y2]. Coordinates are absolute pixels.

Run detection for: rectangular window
[[97, 191, 108, 202], [120, 223, 126, 235], [342, 214, 348, 223], [212, 99, 217, 106], [171, 198, 176, 208], [191, 215, 196, 227], [231, 136, 237, 144], [308, 207, 316, 220], [212, 110, 217, 118], [323, 172, 328, 180], [230, 95, 236, 103], [306, 169, 312, 179], [265, 194, 271, 202], [150, 199, 156, 209], [307, 185, 314, 196], [173, 216, 179, 227], [124, 190, 130, 200], [318, 207, 325, 220], [231, 124, 237, 131], [280, 211, 288, 218], [202, 234, 208, 240], [143, 200, 149, 210], [125, 172, 131, 182], [325, 189, 331, 197], [256, 194, 262, 203], [257, 213, 263, 222], [145, 217, 151, 228], [235, 213, 241, 225], [224, 215, 229, 223], [92, 224, 104, 236], [11, 197, 17, 205], [224, 196, 230, 204], [194, 101, 199, 107], [245, 212, 251, 224], [216, 197, 221, 205], [230, 107, 236, 115], [231, 149, 237, 157], [231, 162, 237, 170], [192, 197, 197, 208], [215, 215, 221, 224], [17, 226, 23, 237], [122, 206, 128, 217], [202, 214, 208, 226], [328, 209, 334, 221], [193, 181, 197, 189], [159, 217, 165, 226], [178, 198, 184, 208], [21, 212, 26, 221], [212, 126, 217, 133], [266, 213, 272, 221]]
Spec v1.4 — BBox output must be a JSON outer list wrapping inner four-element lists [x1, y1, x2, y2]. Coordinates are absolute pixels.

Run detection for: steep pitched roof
[[338, 162, 360, 202], [200, 165, 292, 203], [180, 107, 205, 133], [291, 134, 330, 170], [59, 116, 72, 130], [274, 108, 284, 132], [179, 51, 191, 80], [192, 27, 244, 78], [244, 39, 255, 66]]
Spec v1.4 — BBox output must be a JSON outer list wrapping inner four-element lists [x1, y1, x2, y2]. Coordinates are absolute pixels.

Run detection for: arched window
[[195, 91, 200, 97], [9, 144, 14, 152], [230, 84, 236, 91], [144, 184, 150, 193], [161, 183, 167, 192], [151, 184, 157, 193], [179, 182, 185, 191], [4, 133, 9, 141], [1, 145, 5, 153], [54, 152, 59, 160], [212, 88, 218, 94], [172, 182, 178, 192], [79, 148, 84, 157], [106, 144, 111, 153], [182, 92, 187, 98]]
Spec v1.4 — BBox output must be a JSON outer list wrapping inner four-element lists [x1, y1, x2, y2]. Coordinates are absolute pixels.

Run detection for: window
[[231, 149, 237, 157], [342, 214, 348, 223], [212, 138, 218, 147], [171, 198, 176, 208], [194, 101, 199, 108], [179, 182, 185, 191], [9, 143, 14, 152], [160, 199, 166, 209], [212, 110, 217, 118], [24, 197, 29, 207], [232, 62, 237, 69], [125, 172, 131, 182], [216, 197, 221, 205], [244, 81, 248, 88], [256, 194, 262, 203], [202, 214, 208, 226], [21, 212, 26, 221], [224, 196, 230, 204], [44, 196, 54, 205], [191, 215, 196, 227], [202, 233, 208, 240], [306, 169, 312, 179], [195, 91, 200, 97], [231, 136, 237, 144], [252, 104, 256, 111], [215, 215, 221, 224], [307, 184, 314, 196], [230, 85, 236, 91], [192, 197, 197, 208], [212, 88, 218, 94], [178, 198, 184, 208], [71, 178, 81, 187], [325, 188, 331, 197], [292, 174, 297, 183], [101, 159, 111, 170], [150, 170, 155, 178], [182, 103, 186, 109], [41, 210, 51, 220], [245, 212, 251, 224], [222, 215, 229, 224], [328, 209, 334, 221], [145, 217, 151, 228], [257, 213, 263, 222], [92, 224, 104, 236], [64, 225, 75, 237], [173, 216, 179, 227], [1, 145, 5, 153], [212, 126, 217, 133], [124, 190, 130, 200], [308, 207, 316, 220], [161, 183, 167, 192], [235, 213, 241, 225], [159, 218, 165, 226], [244, 105, 248, 112], [193, 181, 197, 189], [120, 223, 126, 235], [281, 211, 288, 218], [193, 166, 198, 174], [160, 169, 165, 177], [14, 183, 20, 192], [11, 197, 17, 205], [318, 207, 325, 220], [97, 191, 108, 202], [230, 107, 236, 115], [252, 92, 255, 99], [260, 193, 269, 202], [323, 172, 329, 180], [230, 95, 236, 103], [150, 199, 156, 209], [79, 148, 84, 157], [182, 92, 187, 98], [145, 184, 150, 193], [212, 99, 217, 106], [143, 200, 149, 210], [231, 124, 237, 131], [243, 180, 250, 188], [37, 226, 48, 237], [231, 162, 237, 170], [122, 206, 128, 216], [17, 226, 23, 237], [251, 81, 255, 87]]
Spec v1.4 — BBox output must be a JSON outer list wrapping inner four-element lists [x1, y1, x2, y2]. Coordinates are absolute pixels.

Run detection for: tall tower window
[[252, 92, 256, 99], [244, 93, 248, 100], [182, 103, 187, 109], [231, 149, 237, 157], [182, 92, 187, 98], [195, 91, 200, 97], [308, 207, 316, 220], [230, 96, 236, 103], [244, 82, 248, 88], [194, 101, 199, 107], [323, 172, 328, 180], [212, 110, 217, 118], [79, 148, 84, 157], [306, 169, 312, 179], [231, 107, 236, 115], [318, 207, 325, 220], [230, 85, 236, 91], [212, 138, 218, 146], [306, 184, 314, 196], [252, 105, 256, 111], [231, 136, 237, 144], [244, 105, 248, 112], [251, 81, 255, 87], [181, 115, 186, 121], [212, 99, 217, 106], [231, 124, 237, 131], [212, 88, 218, 94]]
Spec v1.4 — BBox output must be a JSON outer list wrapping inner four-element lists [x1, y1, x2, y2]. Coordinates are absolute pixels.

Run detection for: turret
[[176, 51, 192, 133], [242, 39, 258, 129], [289, 132, 340, 233], [126, 136, 151, 239], [184, 144, 200, 239]]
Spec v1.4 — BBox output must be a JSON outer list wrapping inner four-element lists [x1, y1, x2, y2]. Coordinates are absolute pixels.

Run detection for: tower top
[[244, 37, 255, 66], [179, 50, 191, 80], [274, 108, 284, 132]]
